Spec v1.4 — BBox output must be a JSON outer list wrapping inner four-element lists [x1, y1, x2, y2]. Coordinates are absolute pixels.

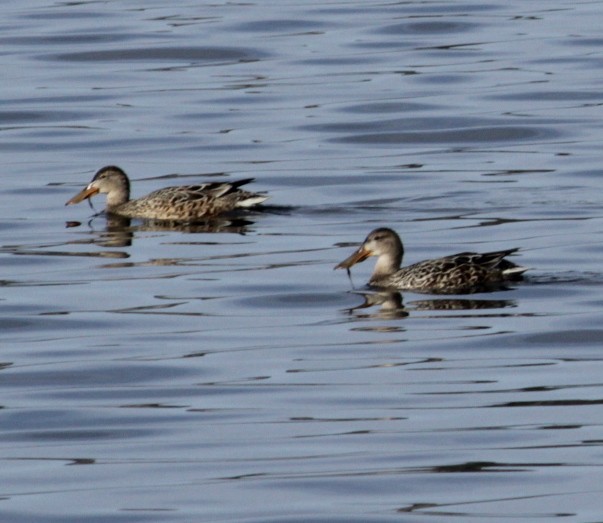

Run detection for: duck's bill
[[334, 247, 371, 270], [65, 186, 99, 206]]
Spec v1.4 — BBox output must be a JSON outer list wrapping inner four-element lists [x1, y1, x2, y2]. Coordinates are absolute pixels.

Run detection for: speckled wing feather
[[372, 248, 525, 293], [114, 179, 267, 221]]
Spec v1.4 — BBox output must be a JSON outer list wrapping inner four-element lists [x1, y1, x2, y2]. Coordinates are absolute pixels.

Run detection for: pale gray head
[[65, 165, 131, 208], [362, 228, 403, 259], [335, 227, 404, 276]]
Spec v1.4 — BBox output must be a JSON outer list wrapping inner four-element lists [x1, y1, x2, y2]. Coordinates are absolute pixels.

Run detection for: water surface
[[2, 0, 603, 521]]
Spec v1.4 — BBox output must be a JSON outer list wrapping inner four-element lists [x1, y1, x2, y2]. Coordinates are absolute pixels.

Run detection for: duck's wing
[[455, 248, 526, 278], [390, 248, 526, 292], [125, 179, 267, 220], [144, 178, 254, 201]]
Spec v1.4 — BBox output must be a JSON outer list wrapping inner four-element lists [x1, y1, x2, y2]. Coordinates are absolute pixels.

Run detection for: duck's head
[[65, 166, 130, 207], [335, 228, 403, 271]]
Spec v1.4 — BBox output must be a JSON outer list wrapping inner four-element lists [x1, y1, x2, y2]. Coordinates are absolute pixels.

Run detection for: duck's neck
[[105, 187, 130, 209], [372, 251, 403, 279]]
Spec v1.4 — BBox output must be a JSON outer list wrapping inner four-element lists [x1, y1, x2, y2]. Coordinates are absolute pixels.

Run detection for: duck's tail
[[235, 194, 269, 208]]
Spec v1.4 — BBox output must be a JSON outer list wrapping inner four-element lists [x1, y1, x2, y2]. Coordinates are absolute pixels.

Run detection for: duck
[[335, 227, 527, 294], [65, 165, 269, 221]]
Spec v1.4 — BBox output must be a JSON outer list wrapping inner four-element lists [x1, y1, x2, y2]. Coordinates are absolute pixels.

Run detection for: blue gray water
[[2, 0, 603, 521]]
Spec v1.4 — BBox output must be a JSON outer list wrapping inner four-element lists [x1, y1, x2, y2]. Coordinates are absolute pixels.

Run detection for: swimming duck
[[335, 227, 526, 293], [65, 165, 268, 221]]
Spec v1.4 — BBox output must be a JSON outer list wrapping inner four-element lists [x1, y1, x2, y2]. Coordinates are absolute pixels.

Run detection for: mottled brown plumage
[[335, 228, 527, 294], [66, 165, 268, 221]]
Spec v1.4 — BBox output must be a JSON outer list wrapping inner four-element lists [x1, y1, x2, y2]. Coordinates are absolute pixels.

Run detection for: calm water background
[[2, 0, 603, 521]]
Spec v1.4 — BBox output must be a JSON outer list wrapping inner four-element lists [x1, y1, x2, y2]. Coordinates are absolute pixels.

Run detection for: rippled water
[[2, 0, 603, 521]]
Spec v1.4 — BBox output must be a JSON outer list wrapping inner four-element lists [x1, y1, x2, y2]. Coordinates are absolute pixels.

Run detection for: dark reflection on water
[[520, 329, 603, 346], [304, 115, 556, 134], [238, 292, 343, 310], [487, 90, 603, 102], [62, 215, 256, 248], [0, 363, 196, 388], [45, 47, 267, 63], [379, 21, 478, 35], [339, 101, 439, 114], [303, 115, 560, 145], [1, 427, 153, 443], [495, 398, 603, 407], [232, 19, 328, 33], [346, 290, 408, 319], [334, 126, 556, 145], [0, 110, 94, 124], [0, 34, 137, 46], [408, 296, 517, 312], [0, 302, 121, 337], [344, 290, 518, 319], [427, 460, 553, 473]]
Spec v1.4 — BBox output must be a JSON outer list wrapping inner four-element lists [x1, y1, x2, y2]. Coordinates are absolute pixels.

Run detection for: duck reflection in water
[[346, 290, 517, 319], [66, 214, 255, 249], [346, 290, 408, 319]]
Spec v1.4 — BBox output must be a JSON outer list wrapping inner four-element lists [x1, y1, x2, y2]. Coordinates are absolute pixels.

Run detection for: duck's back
[[371, 249, 526, 293], [111, 180, 267, 221]]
